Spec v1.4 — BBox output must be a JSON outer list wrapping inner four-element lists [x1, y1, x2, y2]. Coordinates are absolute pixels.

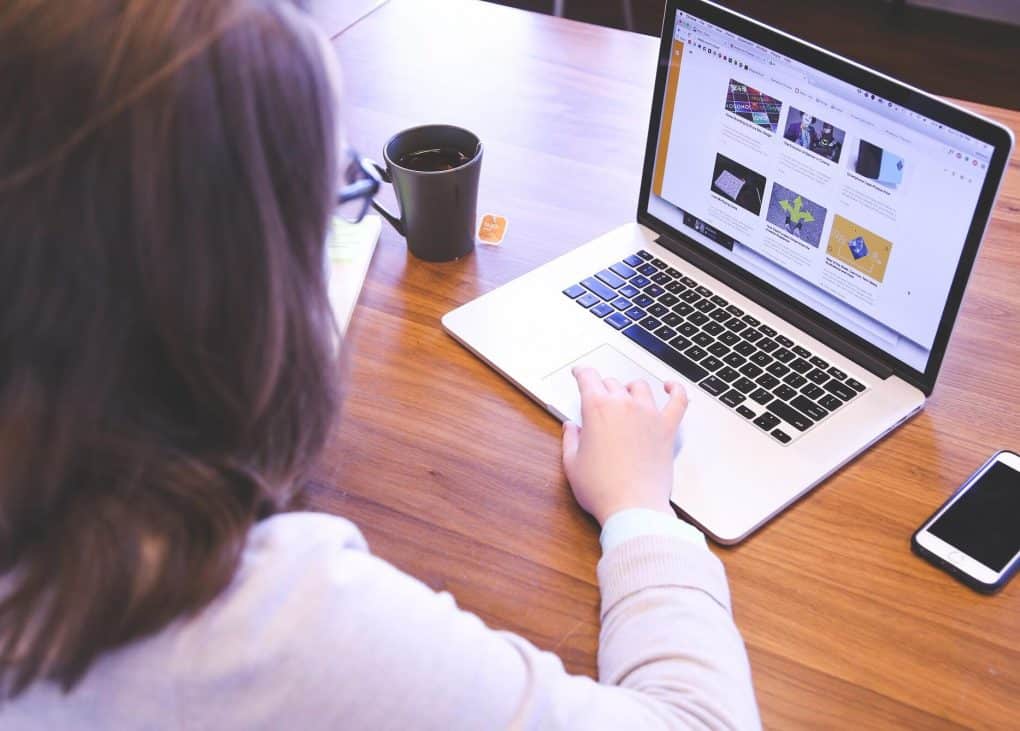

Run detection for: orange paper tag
[[478, 213, 508, 245]]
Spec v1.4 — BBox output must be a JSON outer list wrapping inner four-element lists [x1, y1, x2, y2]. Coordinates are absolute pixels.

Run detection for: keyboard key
[[624, 306, 645, 320], [701, 356, 723, 371], [793, 345, 812, 359], [810, 356, 829, 370], [618, 284, 640, 298], [696, 286, 713, 297], [640, 316, 661, 330], [806, 368, 829, 385], [650, 257, 668, 269], [582, 277, 616, 301], [659, 293, 680, 307], [750, 388, 773, 405], [680, 289, 700, 303], [704, 321, 725, 336], [665, 281, 685, 294], [688, 312, 709, 326], [669, 335, 691, 351], [734, 341, 756, 357], [741, 328, 763, 343], [605, 312, 630, 330], [775, 335, 794, 348], [685, 345, 707, 361], [767, 401, 813, 431], [711, 295, 729, 308], [611, 297, 632, 311], [783, 373, 807, 389], [710, 309, 730, 322], [824, 379, 857, 401], [827, 366, 848, 381], [736, 405, 756, 419], [708, 341, 729, 357], [699, 376, 728, 396], [754, 413, 781, 431], [774, 385, 797, 401], [654, 325, 677, 341], [726, 305, 744, 317], [739, 363, 763, 379], [577, 292, 599, 308], [637, 263, 658, 276], [648, 303, 668, 317], [721, 389, 746, 407], [665, 267, 682, 278], [651, 271, 672, 285], [771, 429, 791, 444], [636, 249, 653, 260], [758, 338, 779, 353], [681, 276, 697, 287], [623, 254, 643, 267], [751, 352, 772, 367], [789, 358, 812, 374], [719, 331, 740, 346], [716, 366, 740, 382], [693, 332, 713, 347], [678, 322, 697, 337], [733, 377, 756, 394], [773, 348, 794, 363], [643, 284, 665, 298], [756, 373, 780, 389], [634, 294, 654, 308], [622, 325, 708, 383], [819, 394, 843, 411], [767, 362, 790, 377], [725, 318, 747, 333], [563, 283, 586, 299], [609, 262, 637, 280], [597, 269, 626, 288], [663, 313, 683, 327], [742, 314, 761, 327], [672, 302, 694, 316], [630, 275, 651, 288], [695, 299, 715, 313], [801, 383, 825, 400], [846, 378, 866, 392], [792, 395, 828, 421], [723, 353, 745, 368], [759, 324, 778, 337], [590, 302, 614, 317]]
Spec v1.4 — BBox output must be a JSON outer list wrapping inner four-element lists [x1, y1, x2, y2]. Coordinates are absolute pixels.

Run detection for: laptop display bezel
[[636, 0, 1014, 396]]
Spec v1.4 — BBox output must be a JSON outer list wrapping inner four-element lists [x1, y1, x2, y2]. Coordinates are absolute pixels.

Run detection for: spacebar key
[[622, 325, 709, 383]]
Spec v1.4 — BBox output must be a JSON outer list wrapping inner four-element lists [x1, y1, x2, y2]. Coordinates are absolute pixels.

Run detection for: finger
[[626, 379, 655, 407], [662, 381, 689, 430], [572, 366, 606, 399], [561, 421, 581, 467], [603, 377, 625, 394]]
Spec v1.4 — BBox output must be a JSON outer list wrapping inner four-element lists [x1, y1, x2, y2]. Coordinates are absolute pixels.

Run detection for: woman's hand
[[561, 367, 688, 526]]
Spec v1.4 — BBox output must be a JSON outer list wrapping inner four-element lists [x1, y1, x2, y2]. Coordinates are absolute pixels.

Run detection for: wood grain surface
[[307, 1, 1020, 727]]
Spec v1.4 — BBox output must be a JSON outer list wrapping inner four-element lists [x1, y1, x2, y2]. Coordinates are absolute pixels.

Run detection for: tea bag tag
[[478, 213, 507, 246]]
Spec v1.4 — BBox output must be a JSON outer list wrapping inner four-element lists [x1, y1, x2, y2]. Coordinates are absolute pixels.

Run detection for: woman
[[0, 0, 760, 727]]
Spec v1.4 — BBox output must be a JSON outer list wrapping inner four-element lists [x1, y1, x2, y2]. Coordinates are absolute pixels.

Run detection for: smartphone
[[912, 450, 1020, 594]]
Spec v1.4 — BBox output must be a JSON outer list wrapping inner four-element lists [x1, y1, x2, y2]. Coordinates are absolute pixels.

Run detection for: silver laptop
[[443, 0, 1014, 543]]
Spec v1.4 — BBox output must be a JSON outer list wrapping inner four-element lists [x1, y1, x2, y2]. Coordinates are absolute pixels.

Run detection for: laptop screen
[[643, 6, 999, 375]]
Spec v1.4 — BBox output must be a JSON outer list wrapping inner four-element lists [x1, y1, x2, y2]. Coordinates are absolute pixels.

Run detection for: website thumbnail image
[[783, 107, 845, 164]]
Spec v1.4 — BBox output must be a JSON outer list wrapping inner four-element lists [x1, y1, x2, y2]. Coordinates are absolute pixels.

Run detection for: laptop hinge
[[655, 233, 895, 380]]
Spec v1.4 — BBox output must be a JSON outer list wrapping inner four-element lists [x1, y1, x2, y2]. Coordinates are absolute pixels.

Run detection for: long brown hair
[[0, 0, 339, 696]]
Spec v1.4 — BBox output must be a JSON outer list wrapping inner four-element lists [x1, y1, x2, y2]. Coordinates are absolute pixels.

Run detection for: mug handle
[[366, 159, 405, 236]]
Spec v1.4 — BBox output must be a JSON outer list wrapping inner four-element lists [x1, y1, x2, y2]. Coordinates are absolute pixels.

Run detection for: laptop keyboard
[[563, 249, 868, 445]]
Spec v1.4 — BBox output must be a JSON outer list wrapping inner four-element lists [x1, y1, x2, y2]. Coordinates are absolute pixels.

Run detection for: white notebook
[[326, 214, 382, 336]]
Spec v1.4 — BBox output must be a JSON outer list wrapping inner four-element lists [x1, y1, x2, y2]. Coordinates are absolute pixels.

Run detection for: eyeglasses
[[336, 149, 381, 223]]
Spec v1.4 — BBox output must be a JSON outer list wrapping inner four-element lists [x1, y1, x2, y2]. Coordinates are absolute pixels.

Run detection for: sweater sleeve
[[177, 514, 760, 730]]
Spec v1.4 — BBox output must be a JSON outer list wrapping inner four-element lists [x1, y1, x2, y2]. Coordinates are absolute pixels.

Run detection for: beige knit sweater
[[3, 512, 760, 729]]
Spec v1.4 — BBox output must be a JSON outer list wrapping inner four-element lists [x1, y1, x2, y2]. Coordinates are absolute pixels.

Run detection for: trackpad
[[541, 344, 671, 425]]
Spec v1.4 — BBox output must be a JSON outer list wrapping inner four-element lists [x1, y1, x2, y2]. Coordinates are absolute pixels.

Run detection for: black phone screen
[[929, 461, 1020, 572]]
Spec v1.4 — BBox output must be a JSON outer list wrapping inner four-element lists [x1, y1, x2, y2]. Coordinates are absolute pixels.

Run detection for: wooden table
[[308, 1, 1020, 727]]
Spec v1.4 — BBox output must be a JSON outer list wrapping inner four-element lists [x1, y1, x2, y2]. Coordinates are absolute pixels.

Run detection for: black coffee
[[397, 147, 472, 172]]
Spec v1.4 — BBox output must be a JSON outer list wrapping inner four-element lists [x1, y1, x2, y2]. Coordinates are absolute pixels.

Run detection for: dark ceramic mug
[[370, 124, 482, 262]]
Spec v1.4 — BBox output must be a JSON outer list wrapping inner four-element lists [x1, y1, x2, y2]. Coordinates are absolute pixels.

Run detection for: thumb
[[561, 421, 581, 467], [662, 382, 689, 431]]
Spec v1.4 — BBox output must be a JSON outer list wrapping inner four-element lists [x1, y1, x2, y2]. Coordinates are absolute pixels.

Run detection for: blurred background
[[484, 0, 1020, 110]]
